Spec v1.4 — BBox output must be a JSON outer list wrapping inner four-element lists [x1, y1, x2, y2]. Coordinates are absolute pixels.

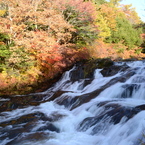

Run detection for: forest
[[0, 0, 145, 95]]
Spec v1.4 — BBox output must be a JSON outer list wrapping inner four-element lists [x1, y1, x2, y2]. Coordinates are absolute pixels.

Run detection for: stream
[[1, 59, 145, 145]]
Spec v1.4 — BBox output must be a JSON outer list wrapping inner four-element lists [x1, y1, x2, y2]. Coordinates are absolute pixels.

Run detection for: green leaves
[[0, 33, 11, 68], [0, 33, 10, 44], [7, 47, 36, 72], [105, 18, 143, 49], [0, 32, 36, 73], [93, 0, 107, 5], [62, 5, 98, 46], [0, 44, 10, 57]]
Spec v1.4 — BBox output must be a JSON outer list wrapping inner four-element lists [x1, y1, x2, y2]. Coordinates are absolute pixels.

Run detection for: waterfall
[[1, 60, 145, 145]]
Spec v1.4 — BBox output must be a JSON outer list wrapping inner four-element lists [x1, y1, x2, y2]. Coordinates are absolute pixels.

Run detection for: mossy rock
[[83, 58, 113, 78]]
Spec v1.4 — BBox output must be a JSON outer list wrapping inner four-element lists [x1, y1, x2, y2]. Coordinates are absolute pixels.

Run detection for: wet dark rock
[[121, 70, 136, 81], [100, 65, 129, 77], [135, 104, 145, 111], [103, 103, 139, 123], [82, 79, 93, 88], [95, 58, 114, 68], [120, 84, 141, 98], [48, 112, 66, 122], [57, 70, 136, 110], [78, 102, 140, 134], [37, 123, 60, 132], [96, 101, 112, 107], [5, 128, 26, 139], [70, 64, 85, 81], [6, 132, 52, 145], [83, 58, 113, 78], [55, 95, 76, 109], [0, 111, 64, 129], [50, 90, 71, 101], [132, 76, 145, 83], [69, 58, 114, 81], [122, 58, 138, 62], [0, 94, 47, 112], [0, 112, 60, 144], [0, 112, 49, 128]]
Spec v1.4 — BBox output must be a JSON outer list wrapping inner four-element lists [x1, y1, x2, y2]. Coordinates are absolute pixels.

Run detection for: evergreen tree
[[105, 17, 143, 49]]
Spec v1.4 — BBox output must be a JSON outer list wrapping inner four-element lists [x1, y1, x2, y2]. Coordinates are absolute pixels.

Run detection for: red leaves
[[31, 44, 36, 48], [36, 43, 63, 69], [6, 24, 11, 29]]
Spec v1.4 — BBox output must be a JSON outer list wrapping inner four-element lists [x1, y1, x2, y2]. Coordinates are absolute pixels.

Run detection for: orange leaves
[[47, 13, 74, 44], [22, 29, 64, 72], [0, 73, 9, 90], [37, 43, 63, 67], [0, 0, 93, 94], [0, 0, 76, 49]]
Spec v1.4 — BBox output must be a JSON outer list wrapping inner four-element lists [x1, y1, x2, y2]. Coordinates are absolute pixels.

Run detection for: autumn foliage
[[0, 0, 144, 95], [0, 0, 95, 94]]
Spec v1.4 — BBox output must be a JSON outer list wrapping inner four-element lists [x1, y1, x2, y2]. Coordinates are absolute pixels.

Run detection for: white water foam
[[1, 60, 145, 145]]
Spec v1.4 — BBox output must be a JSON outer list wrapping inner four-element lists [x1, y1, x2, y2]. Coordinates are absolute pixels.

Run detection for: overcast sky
[[120, 0, 145, 22]]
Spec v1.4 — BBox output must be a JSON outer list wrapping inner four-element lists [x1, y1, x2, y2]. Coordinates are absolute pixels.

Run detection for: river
[[1, 59, 145, 145]]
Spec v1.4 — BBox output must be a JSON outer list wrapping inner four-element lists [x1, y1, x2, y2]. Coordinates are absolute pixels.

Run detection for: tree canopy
[[0, 0, 144, 95]]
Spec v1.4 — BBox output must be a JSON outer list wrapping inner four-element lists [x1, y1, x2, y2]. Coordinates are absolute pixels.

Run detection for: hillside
[[0, 0, 145, 95]]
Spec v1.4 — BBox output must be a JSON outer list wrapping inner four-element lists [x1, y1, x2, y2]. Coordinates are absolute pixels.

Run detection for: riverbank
[[1, 46, 145, 96], [27, 43, 145, 94], [0, 0, 144, 95], [1, 57, 145, 145]]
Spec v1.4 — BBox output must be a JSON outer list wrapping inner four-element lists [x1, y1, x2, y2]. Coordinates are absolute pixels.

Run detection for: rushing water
[[1, 60, 145, 145]]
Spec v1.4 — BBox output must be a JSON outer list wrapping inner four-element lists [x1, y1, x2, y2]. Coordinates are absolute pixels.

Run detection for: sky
[[120, 0, 145, 22]]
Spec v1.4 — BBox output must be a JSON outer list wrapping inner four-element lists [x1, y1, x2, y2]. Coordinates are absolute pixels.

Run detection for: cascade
[[1, 60, 145, 145]]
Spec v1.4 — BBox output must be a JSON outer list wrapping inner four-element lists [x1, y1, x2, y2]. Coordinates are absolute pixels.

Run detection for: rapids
[[1, 59, 145, 145]]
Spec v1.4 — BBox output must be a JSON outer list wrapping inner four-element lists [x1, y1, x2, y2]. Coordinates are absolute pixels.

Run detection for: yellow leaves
[[95, 3, 135, 40], [0, 70, 7, 79], [0, 9, 6, 16], [96, 13, 111, 39], [0, 66, 40, 91], [0, 69, 18, 90], [25, 66, 40, 79], [99, 4, 117, 30], [0, 74, 10, 90]]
